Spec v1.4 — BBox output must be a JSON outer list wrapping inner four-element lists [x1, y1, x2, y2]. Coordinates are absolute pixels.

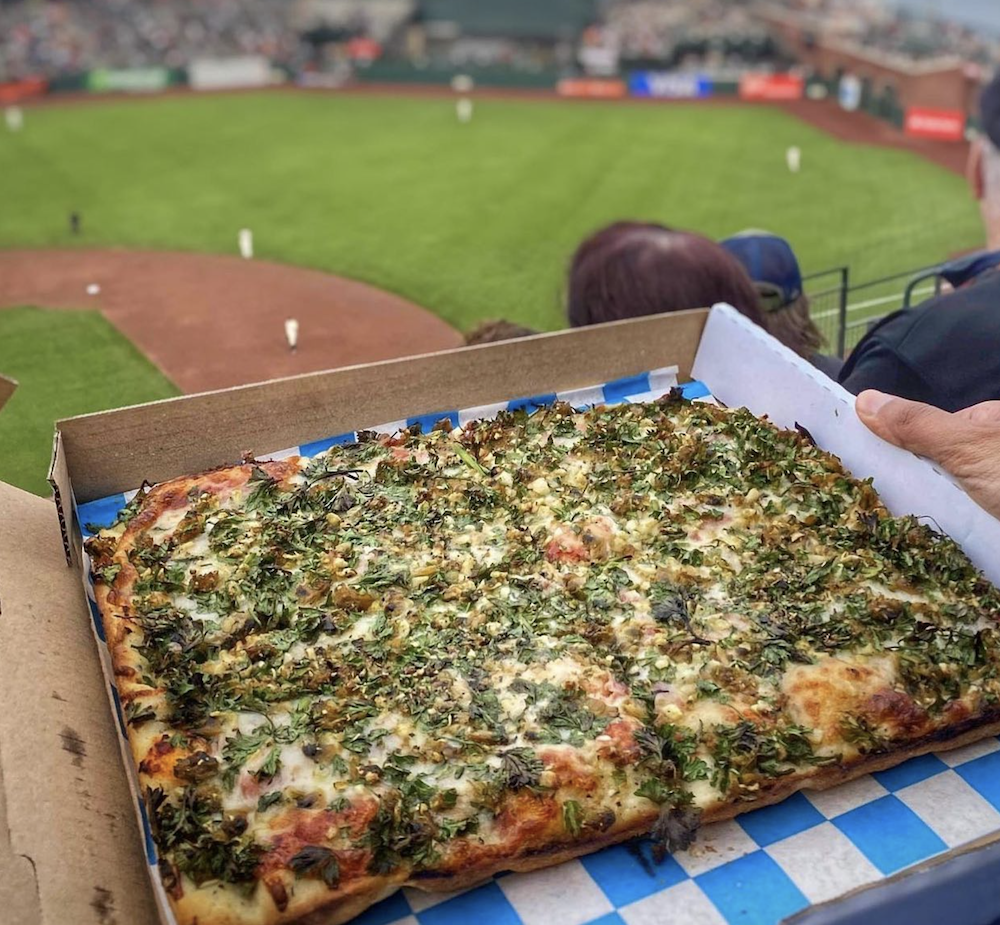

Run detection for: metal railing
[[804, 261, 947, 358], [802, 265, 849, 357]]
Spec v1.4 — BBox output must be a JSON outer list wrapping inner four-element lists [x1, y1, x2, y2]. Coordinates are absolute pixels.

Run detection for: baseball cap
[[980, 73, 1000, 149], [720, 231, 803, 310]]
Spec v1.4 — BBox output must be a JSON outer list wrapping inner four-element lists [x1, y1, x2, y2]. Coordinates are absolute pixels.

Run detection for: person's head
[[464, 319, 538, 345], [721, 231, 825, 359], [566, 221, 764, 328], [972, 75, 1000, 250]]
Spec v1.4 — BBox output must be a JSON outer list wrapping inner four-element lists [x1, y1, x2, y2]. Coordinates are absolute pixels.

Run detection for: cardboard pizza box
[[0, 478, 160, 925], [2, 305, 1000, 925]]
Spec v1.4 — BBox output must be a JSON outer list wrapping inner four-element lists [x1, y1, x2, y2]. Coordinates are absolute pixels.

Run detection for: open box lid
[[45, 310, 710, 563], [3, 306, 1000, 925]]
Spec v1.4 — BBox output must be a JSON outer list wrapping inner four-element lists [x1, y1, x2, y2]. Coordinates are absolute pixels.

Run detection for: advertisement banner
[[347, 37, 382, 62], [556, 78, 626, 99], [189, 56, 273, 91], [738, 73, 804, 101], [0, 76, 47, 104], [87, 68, 170, 93], [904, 107, 965, 142], [629, 71, 712, 99]]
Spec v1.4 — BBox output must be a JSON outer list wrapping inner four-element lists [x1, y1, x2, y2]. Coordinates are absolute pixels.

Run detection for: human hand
[[856, 390, 1000, 519]]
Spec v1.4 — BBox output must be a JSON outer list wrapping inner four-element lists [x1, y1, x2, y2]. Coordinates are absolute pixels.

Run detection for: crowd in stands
[[577, 0, 998, 75], [771, 0, 999, 67], [583, 0, 784, 70], [2, 0, 997, 81], [0, 0, 303, 77]]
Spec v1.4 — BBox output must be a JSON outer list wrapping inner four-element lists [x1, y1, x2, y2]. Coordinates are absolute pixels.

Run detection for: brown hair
[[464, 319, 539, 345], [752, 287, 826, 359], [566, 222, 764, 328]]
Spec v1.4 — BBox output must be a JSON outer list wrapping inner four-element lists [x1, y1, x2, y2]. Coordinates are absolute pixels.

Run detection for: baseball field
[[0, 90, 986, 494]]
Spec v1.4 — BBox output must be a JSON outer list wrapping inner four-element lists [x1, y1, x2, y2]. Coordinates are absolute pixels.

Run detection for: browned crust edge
[[408, 715, 1000, 893], [169, 871, 410, 925]]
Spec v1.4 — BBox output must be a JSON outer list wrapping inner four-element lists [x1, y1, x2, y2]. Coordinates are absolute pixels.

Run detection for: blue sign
[[629, 71, 713, 99]]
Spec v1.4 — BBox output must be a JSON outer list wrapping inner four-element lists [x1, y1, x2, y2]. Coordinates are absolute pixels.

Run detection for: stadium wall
[[5, 53, 973, 153]]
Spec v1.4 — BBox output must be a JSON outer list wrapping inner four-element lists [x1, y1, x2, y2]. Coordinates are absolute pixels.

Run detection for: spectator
[[838, 75, 1000, 412], [721, 230, 841, 377], [968, 76, 1000, 253], [566, 221, 764, 328], [856, 390, 1000, 520], [465, 319, 538, 345]]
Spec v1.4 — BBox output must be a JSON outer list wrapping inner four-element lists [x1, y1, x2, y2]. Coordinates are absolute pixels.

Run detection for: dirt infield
[[0, 249, 463, 393]]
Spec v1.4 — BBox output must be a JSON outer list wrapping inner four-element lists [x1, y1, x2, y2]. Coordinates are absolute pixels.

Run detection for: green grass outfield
[[0, 308, 178, 495], [0, 91, 985, 333]]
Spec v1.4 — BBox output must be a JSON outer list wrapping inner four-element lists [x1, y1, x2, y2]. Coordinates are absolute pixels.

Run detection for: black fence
[[804, 262, 947, 358], [802, 266, 849, 357]]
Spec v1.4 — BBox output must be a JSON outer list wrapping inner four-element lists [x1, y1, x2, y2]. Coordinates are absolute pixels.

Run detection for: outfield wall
[[3, 57, 973, 147]]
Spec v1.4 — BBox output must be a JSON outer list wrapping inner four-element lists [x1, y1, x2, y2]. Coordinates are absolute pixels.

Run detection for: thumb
[[959, 401, 1000, 425], [855, 390, 964, 462]]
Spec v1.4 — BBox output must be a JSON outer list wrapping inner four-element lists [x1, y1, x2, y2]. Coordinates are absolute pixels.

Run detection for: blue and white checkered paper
[[76, 367, 1000, 925]]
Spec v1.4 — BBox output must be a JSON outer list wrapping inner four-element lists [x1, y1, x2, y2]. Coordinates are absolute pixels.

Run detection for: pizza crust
[[170, 870, 409, 925], [162, 714, 1000, 923], [409, 714, 1000, 894]]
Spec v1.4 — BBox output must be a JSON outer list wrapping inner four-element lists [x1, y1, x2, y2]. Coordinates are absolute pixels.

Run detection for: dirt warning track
[[0, 249, 463, 393]]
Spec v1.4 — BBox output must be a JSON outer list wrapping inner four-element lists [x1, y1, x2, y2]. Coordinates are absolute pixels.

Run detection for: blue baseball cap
[[721, 231, 803, 309]]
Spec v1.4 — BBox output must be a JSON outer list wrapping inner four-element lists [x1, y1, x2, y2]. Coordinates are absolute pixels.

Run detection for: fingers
[[856, 392, 1000, 519], [855, 390, 964, 462]]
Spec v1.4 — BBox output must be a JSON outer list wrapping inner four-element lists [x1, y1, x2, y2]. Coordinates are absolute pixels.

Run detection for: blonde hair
[[753, 289, 825, 359]]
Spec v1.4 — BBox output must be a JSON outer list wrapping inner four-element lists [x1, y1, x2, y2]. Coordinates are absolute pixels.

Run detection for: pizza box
[[2, 305, 1000, 925]]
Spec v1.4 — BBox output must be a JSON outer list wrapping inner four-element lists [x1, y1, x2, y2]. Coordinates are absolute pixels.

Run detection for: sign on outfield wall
[[189, 56, 273, 91], [556, 78, 627, 99], [0, 76, 46, 104], [87, 68, 170, 93], [738, 73, 804, 101], [904, 107, 966, 142], [629, 72, 712, 99]]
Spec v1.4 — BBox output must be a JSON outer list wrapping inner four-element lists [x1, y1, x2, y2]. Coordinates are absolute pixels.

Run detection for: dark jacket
[[839, 270, 1000, 413]]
